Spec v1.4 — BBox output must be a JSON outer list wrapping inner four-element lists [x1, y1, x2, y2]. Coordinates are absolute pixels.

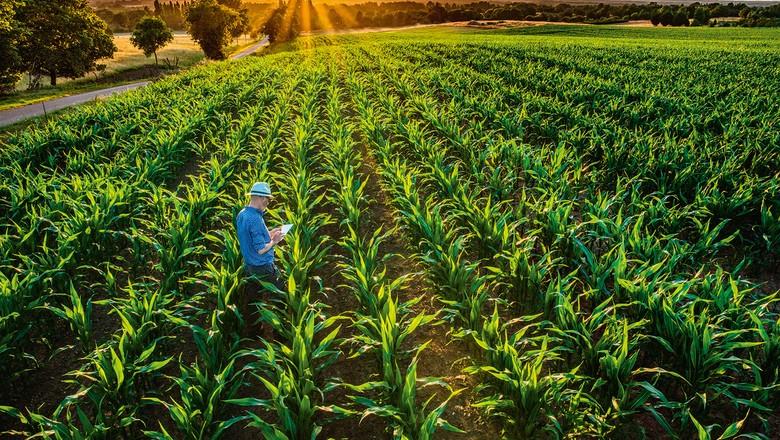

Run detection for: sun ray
[[328, 3, 359, 29], [279, 0, 300, 41], [313, 4, 335, 32], [300, 0, 313, 33]]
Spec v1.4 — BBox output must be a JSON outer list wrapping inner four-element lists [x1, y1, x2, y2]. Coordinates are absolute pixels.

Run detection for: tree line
[[95, 1, 190, 32], [91, 0, 780, 35], [94, 1, 275, 33], [264, 0, 779, 37]]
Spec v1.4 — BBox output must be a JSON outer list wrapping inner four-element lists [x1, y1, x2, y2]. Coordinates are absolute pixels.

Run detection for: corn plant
[[468, 337, 600, 438], [487, 235, 557, 310], [338, 226, 402, 317], [755, 201, 780, 260], [144, 328, 244, 440], [549, 295, 645, 378], [347, 349, 465, 440], [349, 284, 437, 387], [749, 311, 780, 389], [43, 283, 94, 353], [230, 308, 345, 439]]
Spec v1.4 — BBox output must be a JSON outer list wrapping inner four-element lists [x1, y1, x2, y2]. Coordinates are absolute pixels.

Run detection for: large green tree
[[0, 0, 25, 94], [17, 0, 116, 86], [218, 0, 250, 38], [131, 16, 174, 66], [187, 0, 248, 60]]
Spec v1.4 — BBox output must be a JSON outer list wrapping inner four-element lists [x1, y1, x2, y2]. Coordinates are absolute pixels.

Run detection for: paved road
[[231, 36, 269, 60], [0, 81, 150, 127], [0, 37, 269, 128]]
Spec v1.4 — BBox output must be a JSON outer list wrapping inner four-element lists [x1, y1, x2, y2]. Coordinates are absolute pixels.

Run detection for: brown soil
[[351, 130, 500, 439], [753, 266, 780, 296], [315, 207, 389, 439]]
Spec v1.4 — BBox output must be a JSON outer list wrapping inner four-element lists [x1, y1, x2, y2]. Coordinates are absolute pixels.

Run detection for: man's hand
[[270, 229, 284, 244]]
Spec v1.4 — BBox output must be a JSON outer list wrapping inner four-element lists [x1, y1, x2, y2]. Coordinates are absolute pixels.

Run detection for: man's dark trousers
[[241, 263, 284, 337], [245, 263, 284, 295]]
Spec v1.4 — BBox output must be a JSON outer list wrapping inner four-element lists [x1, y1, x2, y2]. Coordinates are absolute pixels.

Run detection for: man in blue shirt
[[236, 182, 285, 337]]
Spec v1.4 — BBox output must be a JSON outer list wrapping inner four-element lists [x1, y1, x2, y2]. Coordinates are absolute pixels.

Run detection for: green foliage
[[16, 0, 116, 86], [44, 282, 93, 353], [186, 0, 242, 60], [0, 0, 24, 94], [130, 16, 174, 65]]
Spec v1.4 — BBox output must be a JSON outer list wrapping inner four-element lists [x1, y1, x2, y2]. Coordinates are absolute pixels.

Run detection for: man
[[236, 181, 285, 337]]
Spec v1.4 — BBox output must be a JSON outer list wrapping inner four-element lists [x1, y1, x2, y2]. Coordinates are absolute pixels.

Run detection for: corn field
[[1, 25, 779, 439]]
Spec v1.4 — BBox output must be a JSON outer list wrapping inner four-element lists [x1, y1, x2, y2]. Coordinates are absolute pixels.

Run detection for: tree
[[131, 16, 174, 65], [426, 1, 447, 23], [650, 9, 661, 26], [692, 7, 710, 26], [659, 7, 674, 26], [673, 9, 689, 26], [218, 0, 250, 38], [187, 0, 242, 60], [17, 0, 116, 86], [0, 0, 25, 94], [262, 4, 300, 43], [327, 8, 343, 29]]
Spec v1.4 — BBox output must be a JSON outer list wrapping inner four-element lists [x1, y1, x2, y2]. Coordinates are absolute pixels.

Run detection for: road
[[231, 36, 269, 60], [0, 37, 270, 128], [0, 82, 150, 127]]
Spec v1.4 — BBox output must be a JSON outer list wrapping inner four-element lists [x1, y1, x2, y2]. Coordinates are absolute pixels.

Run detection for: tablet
[[281, 224, 293, 234]]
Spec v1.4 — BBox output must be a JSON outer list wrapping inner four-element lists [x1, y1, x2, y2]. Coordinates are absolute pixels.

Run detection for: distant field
[[1, 24, 779, 440], [106, 31, 205, 71]]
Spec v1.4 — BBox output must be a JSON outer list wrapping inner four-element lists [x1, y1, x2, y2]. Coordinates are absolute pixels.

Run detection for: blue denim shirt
[[236, 206, 274, 267]]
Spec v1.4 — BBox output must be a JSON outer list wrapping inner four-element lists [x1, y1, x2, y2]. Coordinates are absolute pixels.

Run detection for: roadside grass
[[0, 106, 72, 137], [0, 76, 156, 112]]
